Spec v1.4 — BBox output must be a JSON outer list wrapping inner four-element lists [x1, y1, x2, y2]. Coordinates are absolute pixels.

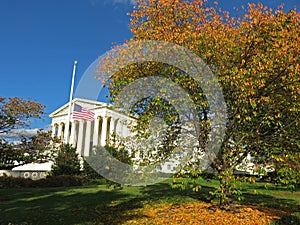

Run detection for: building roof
[[49, 98, 110, 118], [12, 161, 53, 172]]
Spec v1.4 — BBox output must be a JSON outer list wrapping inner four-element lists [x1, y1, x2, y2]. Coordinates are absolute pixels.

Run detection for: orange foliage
[[0, 97, 45, 133], [124, 202, 287, 225], [99, 0, 300, 204]]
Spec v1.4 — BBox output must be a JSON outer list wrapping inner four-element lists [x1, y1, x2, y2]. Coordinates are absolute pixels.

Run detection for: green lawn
[[0, 179, 299, 225]]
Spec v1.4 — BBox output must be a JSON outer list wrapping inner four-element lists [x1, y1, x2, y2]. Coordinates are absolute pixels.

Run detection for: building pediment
[[49, 98, 110, 118]]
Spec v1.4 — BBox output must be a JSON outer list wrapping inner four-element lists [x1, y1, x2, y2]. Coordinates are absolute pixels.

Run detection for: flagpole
[[64, 60, 77, 143]]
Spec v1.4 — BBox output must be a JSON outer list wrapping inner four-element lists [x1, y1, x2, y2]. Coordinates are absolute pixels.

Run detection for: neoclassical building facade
[[49, 98, 135, 156], [6, 99, 265, 180]]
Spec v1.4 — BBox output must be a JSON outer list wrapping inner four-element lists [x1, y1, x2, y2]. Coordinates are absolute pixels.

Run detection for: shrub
[[51, 144, 81, 176], [0, 175, 88, 188], [36, 175, 88, 187], [0, 175, 33, 188]]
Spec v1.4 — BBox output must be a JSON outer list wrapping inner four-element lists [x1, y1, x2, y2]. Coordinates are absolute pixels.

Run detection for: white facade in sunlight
[[1, 99, 271, 180], [49, 98, 135, 156]]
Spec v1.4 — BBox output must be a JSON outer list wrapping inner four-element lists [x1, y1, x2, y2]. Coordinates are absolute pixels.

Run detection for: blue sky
[[0, 0, 298, 130]]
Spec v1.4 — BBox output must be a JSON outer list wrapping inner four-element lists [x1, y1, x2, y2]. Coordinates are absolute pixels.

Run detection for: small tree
[[51, 144, 81, 176]]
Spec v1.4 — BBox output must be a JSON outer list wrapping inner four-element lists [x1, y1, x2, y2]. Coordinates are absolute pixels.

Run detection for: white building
[[49, 98, 135, 156], [5, 98, 271, 180], [50, 98, 183, 174]]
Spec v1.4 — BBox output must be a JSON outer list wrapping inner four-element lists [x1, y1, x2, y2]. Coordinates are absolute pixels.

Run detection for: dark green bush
[[0, 175, 88, 188], [0, 175, 33, 188], [51, 144, 81, 176], [36, 175, 88, 187]]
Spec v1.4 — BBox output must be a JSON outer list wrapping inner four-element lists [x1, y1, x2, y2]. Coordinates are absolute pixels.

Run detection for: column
[[61, 123, 65, 141], [84, 121, 92, 157], [57, 123, 63, 140], [51, 124, 56, 137], [100, 116, 108, 146], [116, 119, 123, 137], [123, 120, 128, 137], [64, 122, 70, 143], [69, 121, 76, 146], [92, 117, 100, 147], [109, 117, 115, 136], [108, 117, 115, 145], [76, 120, 84, 155]]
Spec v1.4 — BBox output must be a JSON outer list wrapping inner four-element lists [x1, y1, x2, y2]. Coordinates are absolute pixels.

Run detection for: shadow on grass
[[0, 182, 212, 225], [270, 212, 300, 225], [241, 186, 300, 225], [1, 182, 299, 224], [141, 182, 214, 204], [249, 181, 300, 192], [241, 182, 300, 212], [0, 186, 147, 225], [242, 192, 299, 211]]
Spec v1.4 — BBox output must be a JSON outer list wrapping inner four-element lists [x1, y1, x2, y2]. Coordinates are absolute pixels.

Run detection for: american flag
[[72, 103, 95, 122]]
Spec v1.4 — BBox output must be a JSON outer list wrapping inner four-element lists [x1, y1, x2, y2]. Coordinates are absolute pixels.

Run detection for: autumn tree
[[0, 97, 50, 168], [0, 97, 44, 134], [98, 0, 300, 205]]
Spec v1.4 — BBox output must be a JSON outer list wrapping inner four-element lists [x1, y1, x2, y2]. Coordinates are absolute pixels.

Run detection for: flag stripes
[[72, 103, 95, 122]]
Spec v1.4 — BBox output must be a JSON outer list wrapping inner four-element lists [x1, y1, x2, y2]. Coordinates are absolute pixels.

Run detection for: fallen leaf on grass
[[123, 202, 287, 225]]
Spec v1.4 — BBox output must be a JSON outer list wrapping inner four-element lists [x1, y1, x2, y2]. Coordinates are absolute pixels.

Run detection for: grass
[[0, 179, 299, 225]]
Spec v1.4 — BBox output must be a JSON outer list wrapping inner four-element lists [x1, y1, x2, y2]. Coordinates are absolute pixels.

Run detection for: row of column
[[52, 116, 127, 156]]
